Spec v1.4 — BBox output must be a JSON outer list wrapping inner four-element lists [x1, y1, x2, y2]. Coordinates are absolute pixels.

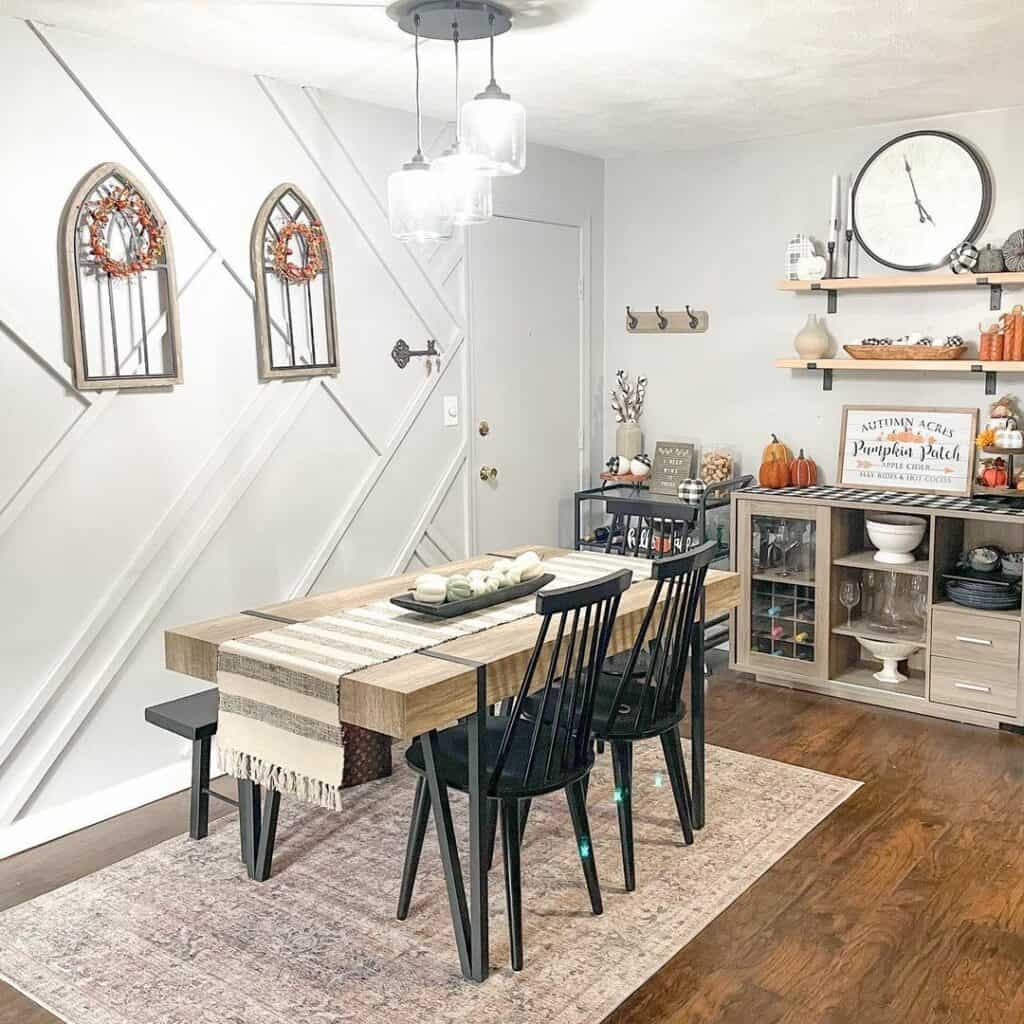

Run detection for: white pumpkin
[[629, 457, 651, 479], [519, 561, 544, 581], [414, 573, 447, 604], [997, 427, 1024, 448]]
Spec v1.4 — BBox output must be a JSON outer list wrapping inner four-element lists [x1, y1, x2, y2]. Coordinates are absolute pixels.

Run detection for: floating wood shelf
[[776, 358, 1024, 394], [777, 270, 1024, 314]]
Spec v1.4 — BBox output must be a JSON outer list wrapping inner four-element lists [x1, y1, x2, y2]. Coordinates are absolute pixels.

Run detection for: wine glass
[[839, 580, 861, 627]]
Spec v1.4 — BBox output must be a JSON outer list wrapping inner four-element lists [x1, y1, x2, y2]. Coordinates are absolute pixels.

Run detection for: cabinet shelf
[[832, 550, 929, 576], [751, 570, 815, 586], [932, 598, 1021, 623], [832, 619, 927, 648], [834, 663, 927, 700]]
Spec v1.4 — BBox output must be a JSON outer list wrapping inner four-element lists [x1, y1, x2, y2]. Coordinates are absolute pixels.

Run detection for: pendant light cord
[[488, 11, 496, 86], [414, 13, 423, 159], [453, 22, 461, 144]]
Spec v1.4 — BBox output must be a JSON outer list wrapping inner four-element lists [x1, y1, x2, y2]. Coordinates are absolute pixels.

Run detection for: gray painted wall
[[604, 107, 1024, 484]]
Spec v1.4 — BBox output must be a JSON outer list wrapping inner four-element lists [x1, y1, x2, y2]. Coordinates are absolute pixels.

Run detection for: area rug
[[0, 743, 859, 1024]]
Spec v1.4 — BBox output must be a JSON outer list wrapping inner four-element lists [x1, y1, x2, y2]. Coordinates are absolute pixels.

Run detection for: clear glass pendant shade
[[461, 82, 526, 177], [436, 143, 493, 225], [387, 159, 454, 242]]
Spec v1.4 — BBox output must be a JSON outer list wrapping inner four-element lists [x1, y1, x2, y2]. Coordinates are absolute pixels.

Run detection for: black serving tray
[[390, 573, 555, 618]]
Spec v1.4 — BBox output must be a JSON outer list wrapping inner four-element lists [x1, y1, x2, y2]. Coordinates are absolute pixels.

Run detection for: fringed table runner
[[216, 551, 653, 809]]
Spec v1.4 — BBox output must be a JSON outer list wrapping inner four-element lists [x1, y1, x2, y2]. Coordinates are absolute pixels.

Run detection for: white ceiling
[[8, 0, 1024, 157]]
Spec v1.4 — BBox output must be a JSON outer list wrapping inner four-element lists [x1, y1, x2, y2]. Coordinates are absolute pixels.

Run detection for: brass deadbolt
[[479, 466, 498, 482], [478, 420, 490, 436]]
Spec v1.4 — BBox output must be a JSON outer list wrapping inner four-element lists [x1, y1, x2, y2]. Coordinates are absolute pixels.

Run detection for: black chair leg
[[189, 736, 211, 840], [500, 799, 524, 972], [397, 775, 431, 920], [660, 728, 695, 846], [565, 778, 602, 915], [610, 740, 636, 891], [485, 799, 499, 871], [518, 798, 532, 846]]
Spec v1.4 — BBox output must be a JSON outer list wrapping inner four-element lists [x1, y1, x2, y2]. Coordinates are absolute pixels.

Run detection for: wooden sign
[[838, 405, 977, 496], [649, 441, 696, 495]]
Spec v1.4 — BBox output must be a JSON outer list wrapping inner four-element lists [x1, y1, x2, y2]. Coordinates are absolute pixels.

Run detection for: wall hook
[[685, 304, 699, 330], [654, 305, 668, 330], [391, 337, 439, 369], [626, 305, 638, 329]]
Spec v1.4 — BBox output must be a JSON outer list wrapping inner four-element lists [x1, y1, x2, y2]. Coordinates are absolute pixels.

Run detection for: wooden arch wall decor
[[250, 183, 339, 381], [59, 162, 183, 391]]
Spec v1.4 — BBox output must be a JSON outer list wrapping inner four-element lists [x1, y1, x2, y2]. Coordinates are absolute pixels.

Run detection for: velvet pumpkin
[[789, 449, 817, 487], [981, 461, 1008, 488]]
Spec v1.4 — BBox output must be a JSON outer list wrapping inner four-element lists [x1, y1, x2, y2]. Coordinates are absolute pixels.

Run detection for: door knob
[[479, 466, 498, 482], [478, 420, 490, 437]]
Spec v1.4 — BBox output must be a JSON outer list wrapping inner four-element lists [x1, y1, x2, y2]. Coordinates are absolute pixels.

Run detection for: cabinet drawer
[[931, 609, 1020, 670], [930, 656, 1019, 717]]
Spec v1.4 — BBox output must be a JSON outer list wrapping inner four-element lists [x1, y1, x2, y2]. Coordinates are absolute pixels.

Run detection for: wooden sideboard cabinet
[[730, 489, 1024, 730]]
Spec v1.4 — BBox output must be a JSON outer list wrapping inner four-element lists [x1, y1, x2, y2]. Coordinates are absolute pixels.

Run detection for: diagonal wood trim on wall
[[0, 21, 475, 840]]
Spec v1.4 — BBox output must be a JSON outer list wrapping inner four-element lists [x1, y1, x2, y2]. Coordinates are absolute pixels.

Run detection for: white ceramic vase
[[616, 422, 642, 460], [793, 314, 831, 359]]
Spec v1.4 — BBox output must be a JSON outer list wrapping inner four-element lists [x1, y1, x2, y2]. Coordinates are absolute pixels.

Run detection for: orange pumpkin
[[981, 460, 1008, 488], [762, 433, 792, 465], [759, 433, 792, 488], [789, 449, 817, 487]]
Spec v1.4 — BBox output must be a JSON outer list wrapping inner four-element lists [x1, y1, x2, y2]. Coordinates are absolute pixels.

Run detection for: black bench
[[145, 689, 280, 881]]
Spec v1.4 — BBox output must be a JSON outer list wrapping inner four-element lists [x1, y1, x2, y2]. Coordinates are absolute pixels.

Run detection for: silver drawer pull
[[955, 636, 993, 646], [954, 682, 992, 693]]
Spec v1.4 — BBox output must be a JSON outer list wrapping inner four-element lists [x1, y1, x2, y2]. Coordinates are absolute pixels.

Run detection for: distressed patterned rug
[[0, 743, 859, 1024]]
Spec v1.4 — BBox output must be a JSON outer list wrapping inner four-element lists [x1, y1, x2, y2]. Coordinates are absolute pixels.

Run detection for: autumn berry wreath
[[86, 184, 165, 278], [271, 222, 326, 283]]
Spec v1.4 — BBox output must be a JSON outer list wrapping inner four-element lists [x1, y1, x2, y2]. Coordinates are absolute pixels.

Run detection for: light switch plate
[[443, 395, 459, 427]]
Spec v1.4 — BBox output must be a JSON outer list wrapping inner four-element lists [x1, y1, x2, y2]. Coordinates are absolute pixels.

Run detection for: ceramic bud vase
[[793, 314, 831, 359], [616, 422, 642, 460]]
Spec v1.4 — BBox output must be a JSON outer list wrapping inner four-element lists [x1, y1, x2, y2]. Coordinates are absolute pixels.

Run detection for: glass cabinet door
[[735, 502, 828, 679]]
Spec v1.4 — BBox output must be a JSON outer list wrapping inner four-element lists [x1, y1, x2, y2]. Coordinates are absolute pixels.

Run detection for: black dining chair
[[397, 568, 633, 972], [520, 541, 716, 891], [593, 541, 716, 890]]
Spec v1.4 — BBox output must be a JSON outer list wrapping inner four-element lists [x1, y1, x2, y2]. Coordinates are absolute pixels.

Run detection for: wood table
[[165, 545, 740, 980]]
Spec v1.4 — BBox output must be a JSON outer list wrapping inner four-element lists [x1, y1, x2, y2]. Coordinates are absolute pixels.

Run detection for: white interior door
[[470, 216, 583, 552]]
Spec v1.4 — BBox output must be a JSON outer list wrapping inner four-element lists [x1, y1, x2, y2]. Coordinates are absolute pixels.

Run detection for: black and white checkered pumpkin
[[606, 455, 629, 475], [949, 242, 979, 274], [677, 478, 707, 504]]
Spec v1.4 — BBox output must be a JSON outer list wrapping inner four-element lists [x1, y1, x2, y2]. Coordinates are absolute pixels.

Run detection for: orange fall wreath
[[271, 222, 326, 283], [86, 185, 165, 278]]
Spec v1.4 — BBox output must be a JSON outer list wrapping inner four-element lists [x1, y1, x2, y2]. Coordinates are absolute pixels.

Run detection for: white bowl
[[865, 514, 927, 565], [859, 637, 918, 684]]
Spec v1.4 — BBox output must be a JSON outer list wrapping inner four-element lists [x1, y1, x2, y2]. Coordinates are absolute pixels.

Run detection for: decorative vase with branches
[[611, 369, 646, 459]]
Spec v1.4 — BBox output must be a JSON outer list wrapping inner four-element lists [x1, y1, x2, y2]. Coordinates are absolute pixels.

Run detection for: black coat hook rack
[[391, 337, 439, 369], [625, 306, 709, 333]]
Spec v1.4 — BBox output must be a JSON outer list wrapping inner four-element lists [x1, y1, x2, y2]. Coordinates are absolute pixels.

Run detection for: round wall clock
[[852, 131, 992, 272]]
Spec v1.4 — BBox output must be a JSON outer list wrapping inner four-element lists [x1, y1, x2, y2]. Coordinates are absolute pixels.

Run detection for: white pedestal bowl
[[859, 637, 918, 684], [866, 514, 927, 565]]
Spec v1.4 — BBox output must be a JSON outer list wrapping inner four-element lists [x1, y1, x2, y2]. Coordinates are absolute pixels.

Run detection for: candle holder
[[827, 240, 836, 281], [845, 229, 856, 279]]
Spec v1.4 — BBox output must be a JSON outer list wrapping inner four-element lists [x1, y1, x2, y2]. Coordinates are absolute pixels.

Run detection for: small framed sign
[[649, 440, 696, 496], [838, 405, 977, 496]]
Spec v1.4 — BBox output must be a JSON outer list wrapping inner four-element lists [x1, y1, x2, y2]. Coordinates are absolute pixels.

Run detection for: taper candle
[[828, 174, 840, 245], [846, 176, 854, 234]]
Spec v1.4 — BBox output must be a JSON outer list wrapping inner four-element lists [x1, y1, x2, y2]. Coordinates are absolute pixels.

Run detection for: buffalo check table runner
[[216, 552, 653, 809]]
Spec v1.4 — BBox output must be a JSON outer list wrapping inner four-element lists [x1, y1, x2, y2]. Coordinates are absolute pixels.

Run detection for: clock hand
[[904, 155, 933, 224]]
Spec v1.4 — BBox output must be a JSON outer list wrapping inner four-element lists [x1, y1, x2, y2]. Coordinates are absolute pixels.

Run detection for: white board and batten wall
[[604, 106, 1024, 484], [0, 18, 604, 858]]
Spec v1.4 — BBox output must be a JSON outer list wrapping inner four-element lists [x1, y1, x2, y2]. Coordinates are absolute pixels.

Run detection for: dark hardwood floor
[[4, 664, 1024, 1023]]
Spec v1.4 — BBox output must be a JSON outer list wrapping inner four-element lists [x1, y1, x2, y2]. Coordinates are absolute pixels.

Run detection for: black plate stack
[[943, 567, 1022, 611]]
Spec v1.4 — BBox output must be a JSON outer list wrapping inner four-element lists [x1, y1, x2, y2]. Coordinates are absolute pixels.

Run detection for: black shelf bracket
[[810, 282, 838, 313], [977, 277, 1003, 311], [972, 362, 997, 395], [807, 362, 833, 391]]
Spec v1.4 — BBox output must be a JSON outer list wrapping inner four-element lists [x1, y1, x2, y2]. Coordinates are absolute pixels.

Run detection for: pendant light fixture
[[387, 13, 454, 242], [387, 1, 524, 211], [460, 9, 525, 176], [435, 22, 493, 225]]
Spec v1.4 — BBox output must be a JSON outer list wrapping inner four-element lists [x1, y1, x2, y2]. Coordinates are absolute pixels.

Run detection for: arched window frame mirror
[[59, 162, 183, 391], [250, 183, 340, 381]]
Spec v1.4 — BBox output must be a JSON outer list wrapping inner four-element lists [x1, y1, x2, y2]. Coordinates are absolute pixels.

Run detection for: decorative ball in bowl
[[865, 514, 927, 565]]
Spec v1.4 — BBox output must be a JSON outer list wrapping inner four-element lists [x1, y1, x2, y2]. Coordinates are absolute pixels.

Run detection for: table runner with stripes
[[216, 551, 653, 809]]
